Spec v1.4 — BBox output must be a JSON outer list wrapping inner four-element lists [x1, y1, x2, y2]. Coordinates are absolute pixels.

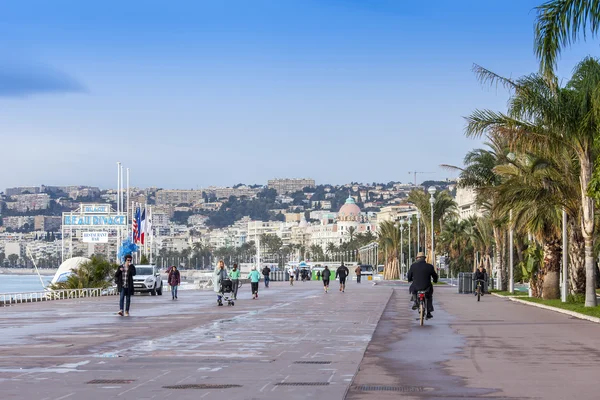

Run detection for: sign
[[82, 232, 109, 243], [83, 205, 109, 213], [63, 215, 126, 226]]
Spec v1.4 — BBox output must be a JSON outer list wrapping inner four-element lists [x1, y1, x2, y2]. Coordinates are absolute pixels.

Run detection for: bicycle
[[475, 279, 485, 302], [416, 290, 428, 326]]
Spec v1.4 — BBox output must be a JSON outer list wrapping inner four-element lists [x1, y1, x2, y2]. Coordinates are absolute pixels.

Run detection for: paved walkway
[[1, 281, 600, 399]]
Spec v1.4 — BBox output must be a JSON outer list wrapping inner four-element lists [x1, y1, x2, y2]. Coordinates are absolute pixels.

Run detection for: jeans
[[357, 275, 361, 283], [171, 285, 178, 298], [119, 287, 132, 312], [264, 276, 270, 288], [232, 279, 239, 298]]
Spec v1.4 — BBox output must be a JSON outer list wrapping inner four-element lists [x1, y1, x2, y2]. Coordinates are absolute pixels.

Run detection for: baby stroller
[[218, 278, 235, 306]]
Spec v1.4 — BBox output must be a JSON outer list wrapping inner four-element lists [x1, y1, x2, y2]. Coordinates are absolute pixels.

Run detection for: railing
[[1, 287, 118, 307]]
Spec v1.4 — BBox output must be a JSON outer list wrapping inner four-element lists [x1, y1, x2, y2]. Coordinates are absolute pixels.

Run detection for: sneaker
[[125, 311, 129, 317], [117, 310, 123, 316]]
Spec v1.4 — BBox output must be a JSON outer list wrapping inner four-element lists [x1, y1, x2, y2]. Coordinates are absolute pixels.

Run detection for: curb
[[491, 293, 600, 324]]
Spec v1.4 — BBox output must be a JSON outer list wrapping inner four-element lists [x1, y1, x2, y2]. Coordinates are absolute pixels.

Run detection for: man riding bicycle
[[474, 266, 487, 296], [407, 252, 438, 319]]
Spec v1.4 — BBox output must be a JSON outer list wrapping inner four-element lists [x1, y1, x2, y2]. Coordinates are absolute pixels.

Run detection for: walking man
[[262, 265, 271, 288], [249, 266, 261, 299], [230, 263, 241, 300], [115, 254, 136, 316], [336, 262, 349, 293], [322, 265, 331, 293], [168, 265, 180, 300], [355, 265, 362, 284]]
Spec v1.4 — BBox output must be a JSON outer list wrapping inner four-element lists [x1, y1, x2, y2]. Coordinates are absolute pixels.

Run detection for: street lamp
[[507, 152, 515, 293], [395, 218, 405, 280], [407, 217, 412, 268], [428, 186, 437, 268], [416, 210, 421, 254]]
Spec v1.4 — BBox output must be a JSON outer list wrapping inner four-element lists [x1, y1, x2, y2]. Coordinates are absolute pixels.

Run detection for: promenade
[[1, 281, 599, 399]]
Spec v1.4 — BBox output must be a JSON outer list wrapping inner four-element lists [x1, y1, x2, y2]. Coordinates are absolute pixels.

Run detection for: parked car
[[133, 265, 163, 295]]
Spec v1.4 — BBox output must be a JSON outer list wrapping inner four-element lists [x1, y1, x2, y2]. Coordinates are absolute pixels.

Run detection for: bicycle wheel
[[419, 300, 425, 326]]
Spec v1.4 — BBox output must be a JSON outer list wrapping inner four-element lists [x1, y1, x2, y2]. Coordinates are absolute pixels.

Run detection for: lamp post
[[507, 152, 516, 293], [416, 211, 421, 255], [428, 186, 437, 268], [407, 217, 412, 269], [395, 218, 405, 280]]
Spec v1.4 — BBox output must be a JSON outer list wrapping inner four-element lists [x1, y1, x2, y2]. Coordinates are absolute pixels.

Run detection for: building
[[4, 194, 51, 212], [207, 186, 261, 200], [267, 178, 315, 194], [455, 186, 481, 220], [156, 190, 205, 206], [33, 216, 62, 232], [2, 216, 35, 230], [375, 204, 418, 227], [6, 186, 41, 196]]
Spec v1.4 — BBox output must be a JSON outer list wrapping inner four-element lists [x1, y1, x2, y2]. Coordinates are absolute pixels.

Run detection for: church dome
[[338, 196, 361, 221]]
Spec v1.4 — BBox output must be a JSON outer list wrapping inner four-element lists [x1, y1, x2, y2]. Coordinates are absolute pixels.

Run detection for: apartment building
[[5, 186, 41, 196], [4, 194, 50, 212], [33, 216, 62, 231], [156, 190, 205, 206], [267, 178, 315, 194], [2, 216, 35, 230]]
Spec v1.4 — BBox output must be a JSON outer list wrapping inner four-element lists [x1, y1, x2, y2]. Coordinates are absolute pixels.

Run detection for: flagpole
[[149, 206, 154, 265], [126, 168, 130, 240], [116, 161, 121, 264], [144, 202, 148, 258]]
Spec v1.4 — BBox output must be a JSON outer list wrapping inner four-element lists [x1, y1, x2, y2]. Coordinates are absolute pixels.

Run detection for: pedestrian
[[248, 266, 261, 299], [230, 263, 241, 300], [213, 260, 229, 306], [295, 267, 300, 281], [262, 265, 271, 288], [288, 265, 295, 286], [336, 262, 349, 293], [322, 265, 330, 293], [355, 265, 362, 284], [316, 270, 321, 281], [168, 265, 181, 300], [115, 254, 136, 316]]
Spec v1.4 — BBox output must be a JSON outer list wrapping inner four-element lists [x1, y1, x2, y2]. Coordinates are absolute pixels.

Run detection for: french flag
[[140, 208, 146, 245]]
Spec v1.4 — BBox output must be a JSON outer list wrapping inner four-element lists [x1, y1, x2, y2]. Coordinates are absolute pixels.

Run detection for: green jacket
[[230, 269, 241, 279], [248, 270, 261, 283]]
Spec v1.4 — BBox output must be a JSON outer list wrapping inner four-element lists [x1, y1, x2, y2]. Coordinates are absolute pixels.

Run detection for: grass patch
[[490, 290, 528, 297], [433, 281, 447, 285], [518, 297, 600, 319]]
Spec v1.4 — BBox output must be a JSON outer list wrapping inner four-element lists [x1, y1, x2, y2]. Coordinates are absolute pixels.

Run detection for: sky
[[1, 0, 599, 190]]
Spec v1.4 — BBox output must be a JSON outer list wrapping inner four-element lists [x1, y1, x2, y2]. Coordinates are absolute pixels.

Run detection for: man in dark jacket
[[474, 266, 486, 296], [336, 262, 350, 293], [407, 252, 438, 319], [262, 266, 271, 288], [115, 254, 136, 316]]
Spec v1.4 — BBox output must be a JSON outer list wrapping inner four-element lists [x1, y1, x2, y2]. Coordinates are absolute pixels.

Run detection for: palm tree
[[407, 189, 457, 263], [326, 242, 337, 261], [377, 221, 401, 280], [466, 58, 600, 305], [534, 0, 600, 78]]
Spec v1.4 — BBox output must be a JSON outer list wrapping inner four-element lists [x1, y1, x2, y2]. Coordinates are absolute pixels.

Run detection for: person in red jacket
[[168, 265, 181, 300]]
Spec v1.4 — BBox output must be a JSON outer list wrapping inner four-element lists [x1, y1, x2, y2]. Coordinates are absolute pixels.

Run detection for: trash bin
[[458, 272, 474, 294]]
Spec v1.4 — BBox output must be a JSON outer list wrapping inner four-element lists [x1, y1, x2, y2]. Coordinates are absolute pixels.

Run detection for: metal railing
[[1, 287, 118, 307]]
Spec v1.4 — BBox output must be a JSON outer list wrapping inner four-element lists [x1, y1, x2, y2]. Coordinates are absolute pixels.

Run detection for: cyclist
[[407, 252, 438, 319], [474, 266, 486, 296]]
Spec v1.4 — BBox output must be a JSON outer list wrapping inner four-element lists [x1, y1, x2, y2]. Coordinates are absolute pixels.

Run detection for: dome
[[51, 257, 91, 284], [338, 196, 361, 220]]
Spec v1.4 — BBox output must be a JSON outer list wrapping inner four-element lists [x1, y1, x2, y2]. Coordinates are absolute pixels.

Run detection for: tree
[[377, 221, 401, 280], [0, 252, 5, 266], [534, 0, 600, 78], [465, 58, 600, 305], [8, 254, 19, 267], [50, 256, 116, 289]]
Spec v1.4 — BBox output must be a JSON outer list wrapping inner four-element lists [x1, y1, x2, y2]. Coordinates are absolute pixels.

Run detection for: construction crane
[[408, 171, 433, 186]]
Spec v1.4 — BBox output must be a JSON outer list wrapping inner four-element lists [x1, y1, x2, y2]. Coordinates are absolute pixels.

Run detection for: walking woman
[[322, 265, 331, 293], [168, 265, 180, 300], [230, 263, 241, 300], [248, 266, 261, 299], [213, 260, 229, 306]]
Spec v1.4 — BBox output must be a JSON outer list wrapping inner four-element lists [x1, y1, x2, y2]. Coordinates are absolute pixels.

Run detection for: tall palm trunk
[[540, 237, 561, 299], [579, 154, 597, 306], [568, 221, 586, 295], [493, 227, 505, 290]]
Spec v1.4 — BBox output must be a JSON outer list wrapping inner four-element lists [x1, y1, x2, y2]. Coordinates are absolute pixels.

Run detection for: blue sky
[[1, 0, 598, 190]]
